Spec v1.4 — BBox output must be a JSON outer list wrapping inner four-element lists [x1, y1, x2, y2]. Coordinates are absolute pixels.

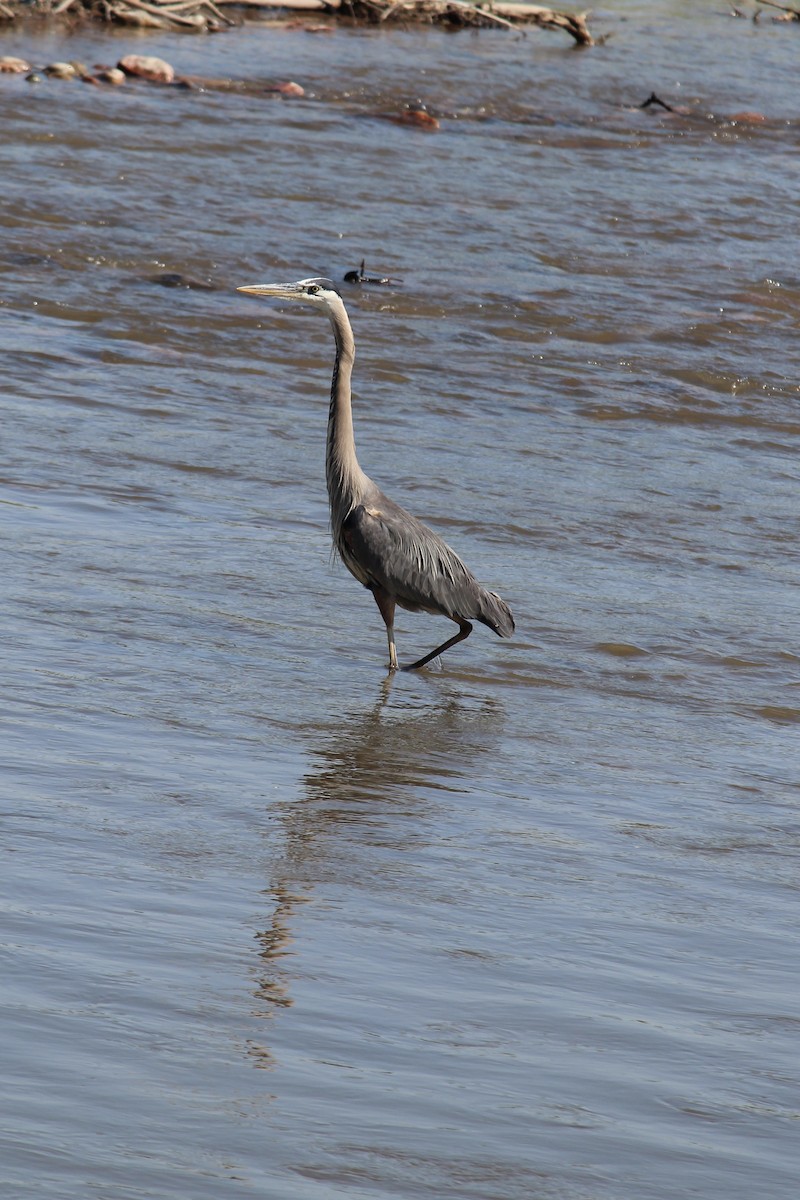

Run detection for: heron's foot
[[403, 621, 472, 672]]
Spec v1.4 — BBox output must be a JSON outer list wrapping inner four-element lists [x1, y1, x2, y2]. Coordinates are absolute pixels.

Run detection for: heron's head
[[237, 277, 341, 311]]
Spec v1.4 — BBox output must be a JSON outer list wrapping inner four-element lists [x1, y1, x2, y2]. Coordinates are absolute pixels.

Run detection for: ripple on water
[[2, 9, 800, 1200]]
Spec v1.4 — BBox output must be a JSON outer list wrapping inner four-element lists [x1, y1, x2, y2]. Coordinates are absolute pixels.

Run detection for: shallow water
[[1, 4, 799, 1198]]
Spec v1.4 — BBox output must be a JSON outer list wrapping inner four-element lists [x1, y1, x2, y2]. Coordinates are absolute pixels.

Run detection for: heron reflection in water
[[252, 680, 503, 1029], [237, 277, 514, 672]]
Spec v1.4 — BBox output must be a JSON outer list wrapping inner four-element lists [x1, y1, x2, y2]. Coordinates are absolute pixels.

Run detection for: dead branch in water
[[640, 91, 676, 113], [754, 0, 800, 14]]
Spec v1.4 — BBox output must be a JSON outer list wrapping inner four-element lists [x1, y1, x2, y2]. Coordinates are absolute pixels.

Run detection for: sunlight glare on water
[[1, 3, 799, 1198]]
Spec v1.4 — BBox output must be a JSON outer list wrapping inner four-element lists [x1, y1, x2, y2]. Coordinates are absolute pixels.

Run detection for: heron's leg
[[371, 587, 398, 671], [404, 619, 473, 672], [386, 626, 398, 672]]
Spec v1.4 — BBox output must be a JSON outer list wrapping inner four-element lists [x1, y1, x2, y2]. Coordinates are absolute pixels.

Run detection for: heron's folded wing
[[342, 502, 476, 616]]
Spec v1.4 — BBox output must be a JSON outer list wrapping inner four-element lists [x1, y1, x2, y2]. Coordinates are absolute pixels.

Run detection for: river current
[[1, 4, 799, 1198]]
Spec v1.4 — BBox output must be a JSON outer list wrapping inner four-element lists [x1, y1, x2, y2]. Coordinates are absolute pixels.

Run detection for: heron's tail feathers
[[477, 590, 515, 639]]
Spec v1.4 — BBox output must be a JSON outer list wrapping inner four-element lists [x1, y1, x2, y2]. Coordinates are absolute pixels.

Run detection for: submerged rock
[[118, 55, 175, 84], [96, 67, 126, 86], [148, 272, 216, 291], [0, 56, 31, 74], [45, 62, 78, 80], [265, 80, 305, 96], [390, 108, 440, 130]]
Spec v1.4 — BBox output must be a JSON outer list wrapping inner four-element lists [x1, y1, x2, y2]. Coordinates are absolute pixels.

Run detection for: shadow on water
[[251, 676, 504, 1029]]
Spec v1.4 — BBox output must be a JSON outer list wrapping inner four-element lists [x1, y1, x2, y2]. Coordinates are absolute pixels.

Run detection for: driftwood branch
[[113, 0, 232, 24], [489, 1, 592, 41], [427, 1, 522, 31], [754, 0, 800, 11], [450, 1, 520, 30]]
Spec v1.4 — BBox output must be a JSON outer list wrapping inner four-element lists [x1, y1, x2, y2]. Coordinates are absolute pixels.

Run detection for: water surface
[[1, 4, 799, 1198]]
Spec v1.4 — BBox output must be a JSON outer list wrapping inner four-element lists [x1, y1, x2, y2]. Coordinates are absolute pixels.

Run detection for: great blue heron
[[237, 276, 514, 671]]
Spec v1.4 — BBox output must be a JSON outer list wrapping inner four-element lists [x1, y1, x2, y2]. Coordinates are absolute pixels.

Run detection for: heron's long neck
[[326, 302, 366, 528]]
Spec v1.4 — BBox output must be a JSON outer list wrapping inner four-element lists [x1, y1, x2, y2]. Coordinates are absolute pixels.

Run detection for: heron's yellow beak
[[237, 283, 299, 299]]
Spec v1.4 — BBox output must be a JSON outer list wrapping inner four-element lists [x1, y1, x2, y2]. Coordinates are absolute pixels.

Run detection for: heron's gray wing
[[341, 499, 483, 620]]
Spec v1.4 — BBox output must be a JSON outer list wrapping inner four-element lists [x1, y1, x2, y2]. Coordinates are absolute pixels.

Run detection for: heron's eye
[[307, 285, 319, 294]]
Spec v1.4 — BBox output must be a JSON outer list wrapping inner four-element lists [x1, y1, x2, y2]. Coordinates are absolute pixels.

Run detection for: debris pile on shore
[[0, 0, 594, 42], [331, 0, 592, 42], [1, 0, 234, 30]]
